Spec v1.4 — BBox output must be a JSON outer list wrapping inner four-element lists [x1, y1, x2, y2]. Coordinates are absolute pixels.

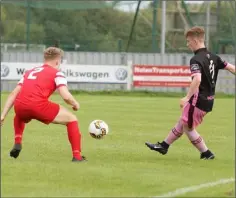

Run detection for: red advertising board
[[133, 65, 191, 87]]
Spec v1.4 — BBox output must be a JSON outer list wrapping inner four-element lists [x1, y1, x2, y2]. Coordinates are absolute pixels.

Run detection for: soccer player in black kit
[[145, 26, 235, 160]]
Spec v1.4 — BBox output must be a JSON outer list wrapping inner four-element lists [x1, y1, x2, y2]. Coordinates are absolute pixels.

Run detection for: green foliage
[[1, 1, 235, 53], [1, 6, 6, 21], [3, 21, 26, 43], [0, 7, 6, 35], [1, 3, 153, 52], [201, 2, 236, 53], [2, 0, 112, 10]]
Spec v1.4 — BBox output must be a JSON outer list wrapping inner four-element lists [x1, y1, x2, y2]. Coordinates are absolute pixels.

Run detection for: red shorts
[[14, 101, 60, 124], [181, 102, 207, 129]]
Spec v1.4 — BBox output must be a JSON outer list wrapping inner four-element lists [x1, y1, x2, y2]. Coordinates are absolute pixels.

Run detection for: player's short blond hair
[[44, 47, 64, 61], [185, 26, 205, 40]]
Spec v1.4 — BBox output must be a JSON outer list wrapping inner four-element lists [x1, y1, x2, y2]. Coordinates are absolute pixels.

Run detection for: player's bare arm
[[186, 73, 201, 99], [180, 74, 201, 108], [57, 86, 80, 111], [1, 85, 22, 126], [225, 63, 236, 75], [180, 56, 202, 109]]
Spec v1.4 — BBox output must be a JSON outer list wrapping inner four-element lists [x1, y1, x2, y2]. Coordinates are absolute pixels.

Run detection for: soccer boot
[[72, 156, 87, 162], [200, 150, 215, 160], [10, 143, 22, 159], [145, 142, 168, 155]]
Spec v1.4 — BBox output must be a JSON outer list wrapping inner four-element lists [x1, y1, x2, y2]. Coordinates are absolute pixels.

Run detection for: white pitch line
[[155, 178, 235, 198]]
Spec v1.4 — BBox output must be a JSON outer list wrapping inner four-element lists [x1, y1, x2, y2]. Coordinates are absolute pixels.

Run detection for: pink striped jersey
[[16, 64, 67, 105]]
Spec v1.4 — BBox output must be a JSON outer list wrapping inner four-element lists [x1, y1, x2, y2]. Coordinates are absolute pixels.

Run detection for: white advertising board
[[1, 62, 128, 84]]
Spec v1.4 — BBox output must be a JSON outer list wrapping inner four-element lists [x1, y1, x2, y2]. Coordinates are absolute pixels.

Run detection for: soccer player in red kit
[[1, 47, 86, 162], [145, 26, 235, 159]]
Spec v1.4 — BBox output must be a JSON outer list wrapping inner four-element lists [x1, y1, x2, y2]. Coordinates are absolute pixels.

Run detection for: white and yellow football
[[88, 120, 109, 139]]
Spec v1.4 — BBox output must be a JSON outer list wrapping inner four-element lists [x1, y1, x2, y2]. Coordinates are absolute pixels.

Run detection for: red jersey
[[15, 64, 67, 105]]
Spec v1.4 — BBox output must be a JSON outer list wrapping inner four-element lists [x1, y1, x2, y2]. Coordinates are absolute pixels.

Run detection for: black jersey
[[188, 48, 227, 112]]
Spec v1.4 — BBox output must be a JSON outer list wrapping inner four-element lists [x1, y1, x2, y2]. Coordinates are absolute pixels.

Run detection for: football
[[88, 120, 109, 139]]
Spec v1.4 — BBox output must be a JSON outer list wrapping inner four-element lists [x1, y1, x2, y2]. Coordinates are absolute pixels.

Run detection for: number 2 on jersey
[[28, 67, 44, 80]]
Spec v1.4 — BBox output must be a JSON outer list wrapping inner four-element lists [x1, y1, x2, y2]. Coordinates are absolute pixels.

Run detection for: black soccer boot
[[145, 141, 169, 155], [200, 150, 215, 160], [10, 143, 22, 159], [72, 156, 87, 162]]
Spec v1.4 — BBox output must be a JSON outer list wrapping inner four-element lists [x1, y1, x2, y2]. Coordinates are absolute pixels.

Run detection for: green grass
[[1, 93, 235, 197]]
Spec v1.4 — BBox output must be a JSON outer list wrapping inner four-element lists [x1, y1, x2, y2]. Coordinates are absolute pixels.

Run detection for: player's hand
[[72, 103, 80, 111], [0, 115, 5, 126], [180, 96, 189, 109]]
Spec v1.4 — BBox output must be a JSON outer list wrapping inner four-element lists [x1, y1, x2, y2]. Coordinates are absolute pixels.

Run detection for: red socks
[[14, 117, 82, 160], [14, 116, 25, 144], [66, 121, 82, 160]]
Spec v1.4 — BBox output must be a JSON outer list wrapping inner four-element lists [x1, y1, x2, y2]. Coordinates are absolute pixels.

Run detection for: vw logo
[[1, 64, 10, 77], [115, 68, 127, 81]]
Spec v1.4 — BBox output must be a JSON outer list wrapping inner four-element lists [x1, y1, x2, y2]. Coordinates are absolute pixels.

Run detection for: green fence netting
[[2, 0, 116, 10]]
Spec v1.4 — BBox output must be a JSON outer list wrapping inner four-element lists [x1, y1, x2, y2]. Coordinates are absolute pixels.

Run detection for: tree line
[[1, 2, 235, 53]]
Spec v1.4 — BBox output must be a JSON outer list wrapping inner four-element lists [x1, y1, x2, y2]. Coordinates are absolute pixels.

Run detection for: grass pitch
[[1, 93, 235, 197]]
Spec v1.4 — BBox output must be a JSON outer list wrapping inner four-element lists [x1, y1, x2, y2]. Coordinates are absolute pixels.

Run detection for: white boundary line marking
[[155, 178, 235, 197]]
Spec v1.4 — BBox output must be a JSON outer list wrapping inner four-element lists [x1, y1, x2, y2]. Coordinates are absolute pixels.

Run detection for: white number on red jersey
[[28, 67, 44, 80]]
